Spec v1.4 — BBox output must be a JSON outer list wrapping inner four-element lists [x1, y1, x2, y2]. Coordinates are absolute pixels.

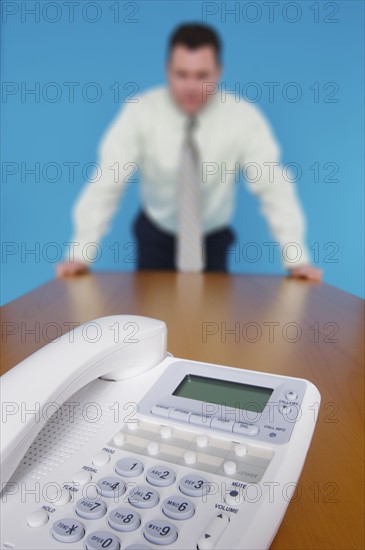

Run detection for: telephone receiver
[[0, 315, 167, 489]]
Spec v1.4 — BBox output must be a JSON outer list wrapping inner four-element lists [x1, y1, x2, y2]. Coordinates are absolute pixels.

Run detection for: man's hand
[[288, 265, 323, 282], [56, 261, 89, 278]]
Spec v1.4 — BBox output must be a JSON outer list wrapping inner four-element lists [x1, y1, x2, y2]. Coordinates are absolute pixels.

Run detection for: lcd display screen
[[173, 374, 273, 413]]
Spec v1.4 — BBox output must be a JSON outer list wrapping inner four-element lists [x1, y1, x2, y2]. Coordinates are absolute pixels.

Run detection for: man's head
[[167, 23, 222, 115]]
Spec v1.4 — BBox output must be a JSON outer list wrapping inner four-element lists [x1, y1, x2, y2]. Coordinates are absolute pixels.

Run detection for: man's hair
[[168, 23, 222, 63]]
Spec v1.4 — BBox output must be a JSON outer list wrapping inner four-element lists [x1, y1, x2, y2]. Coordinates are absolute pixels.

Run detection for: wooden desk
[[1, 273, 364, 549]]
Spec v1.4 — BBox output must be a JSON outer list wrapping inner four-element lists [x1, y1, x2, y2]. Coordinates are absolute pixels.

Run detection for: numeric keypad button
[[75, 498, 107, 519], [108, 508, 141, 532], [146, 466, 176, 487], [96, 476, 126, 498], [179, 474, 210, 497], [162, 495, 195, 520], [52, 518, 85, 543], [85, 531, 121, 550], [128, 486, 160, 509], [143, 519, 178, 545], [115, 457, 144, 477]]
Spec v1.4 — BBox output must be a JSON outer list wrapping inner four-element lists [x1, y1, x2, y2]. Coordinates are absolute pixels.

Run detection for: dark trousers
[[132, 210, 235, 272]]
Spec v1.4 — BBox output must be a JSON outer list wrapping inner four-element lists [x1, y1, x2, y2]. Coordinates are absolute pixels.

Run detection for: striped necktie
[[176, 116, 205, 272]]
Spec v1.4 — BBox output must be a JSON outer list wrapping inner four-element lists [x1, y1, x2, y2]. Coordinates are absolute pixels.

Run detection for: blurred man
[[57, 23, 322, 280]]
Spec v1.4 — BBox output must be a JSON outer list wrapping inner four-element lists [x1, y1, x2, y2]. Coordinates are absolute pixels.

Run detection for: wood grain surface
[[1, 272, 364, 549]]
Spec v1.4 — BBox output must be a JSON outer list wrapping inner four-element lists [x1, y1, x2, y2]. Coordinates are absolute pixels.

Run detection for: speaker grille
[[11, 382, 114, 482]]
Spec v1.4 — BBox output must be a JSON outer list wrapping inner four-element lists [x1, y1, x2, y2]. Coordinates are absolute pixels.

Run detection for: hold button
[[197, 513, 230, 550]]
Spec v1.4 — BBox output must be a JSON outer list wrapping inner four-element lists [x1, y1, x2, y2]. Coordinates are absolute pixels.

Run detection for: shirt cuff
[[281, 241, 311, 270], [63, 239, 102, 264]]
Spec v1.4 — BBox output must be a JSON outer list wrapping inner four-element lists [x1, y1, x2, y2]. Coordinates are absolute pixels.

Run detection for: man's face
[[167, 45, 221, 115]]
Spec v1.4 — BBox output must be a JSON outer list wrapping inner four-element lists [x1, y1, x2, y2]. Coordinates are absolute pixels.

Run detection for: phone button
[[196, 435, 209, 448], [232, 422, 259, 436], [189, 413, 213, 427], [75, 497, 107, 519], [210, 417, 234, 432], [179, 475, 210, 497], [234, 444, 248, 457], [108, 507, 141, 532], [197, 513, 230, 550], [85, 531, 121, 550], [160, 426, 173, 439], [147, 442, 160, 456], [113, 432, 126, 447], [223, 461, 237, 475], [27, 509, 49, 528], [128, 486, 160, 508], [72, 470, 92, 485], [143, 519, 178, 545], [96, 477, 126, 498], [162, 495, 195, 520], [183, 451, 197, 465], [224, 488, 245, 507], [115, 457, 144, 477], [52, 518, 85, 543], [151, 404, 170, 418], [46, 487, 71, 506], [169, 408, 191, 422], [285, 391, 298, 401], [146, 466, 176, 487], [279, 404, 292, 415], [92, 452, 111, 467]]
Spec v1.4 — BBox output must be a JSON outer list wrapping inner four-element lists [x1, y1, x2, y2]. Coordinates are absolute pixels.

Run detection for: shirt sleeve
[[239, 104, 311, 269], [67, 101, 141, 263]]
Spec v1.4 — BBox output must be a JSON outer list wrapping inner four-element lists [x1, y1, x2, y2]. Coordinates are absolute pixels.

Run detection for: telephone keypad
[[128, 486, 160, 508], [162, 495, 195, 520], [52, 518, 85, 543], [108, 507, 141, 532], [84, 531, 121, 550], [179, 474, 210, 497], [146, 465, 176, 487], [96, 476, 126, 498], [115, 457, 144, 477], [75, 497, 107, 520], [43, 419, 273, 547], [143, 518, 179, 545]]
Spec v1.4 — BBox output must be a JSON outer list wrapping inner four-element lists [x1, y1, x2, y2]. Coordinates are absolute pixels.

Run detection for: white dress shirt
[[70, 85, 310, 268]]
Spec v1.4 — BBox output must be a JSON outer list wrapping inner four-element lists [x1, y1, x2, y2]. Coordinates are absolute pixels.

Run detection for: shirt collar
[[165, 84, 220, 128]]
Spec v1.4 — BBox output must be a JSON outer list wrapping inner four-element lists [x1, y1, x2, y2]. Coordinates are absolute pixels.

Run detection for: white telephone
[[0, 315, 320, 550]]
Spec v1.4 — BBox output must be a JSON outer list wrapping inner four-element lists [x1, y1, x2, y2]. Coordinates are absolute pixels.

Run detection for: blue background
[[1, 0, 364, 304]]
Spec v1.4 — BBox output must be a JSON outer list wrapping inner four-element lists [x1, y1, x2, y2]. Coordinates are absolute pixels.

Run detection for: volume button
[[197, 513, 230, 550]]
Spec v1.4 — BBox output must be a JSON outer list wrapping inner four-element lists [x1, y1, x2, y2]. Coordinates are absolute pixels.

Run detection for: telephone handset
[[1, 315, 167, 488], [1, 315, 320, 550]]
